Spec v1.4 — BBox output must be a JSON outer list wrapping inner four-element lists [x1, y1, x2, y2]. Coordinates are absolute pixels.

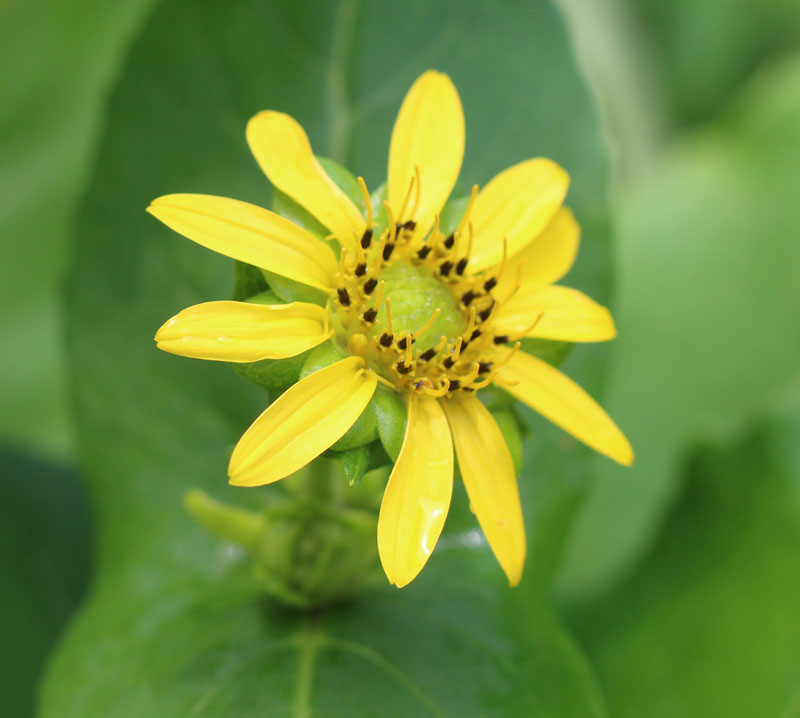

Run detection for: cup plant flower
[[148, 70, 632, 597]]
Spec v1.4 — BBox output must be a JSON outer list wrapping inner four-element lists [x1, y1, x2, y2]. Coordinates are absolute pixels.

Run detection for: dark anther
[[417, 245, 432, 260], [414, 380, 426, 390], [397, 336, 410, 350], [455, 258, 468, 275], [478, 303, 495, 322], [360, 229, 373, 249], [419, 347, 438, 361], [379, 333, 394, 347], [443, 234, 455, 249], [403, 220, 416, 230], [363, 277, 378, 294], [483, 277, 497, 292], [354, 262, 367, 277], [470, 329, 481, 341], [440, 261, 453, 277], [382, 243, 395, 261], [362, 307, 377, 323], [493, 334, 509, 344], [448, 380, 462, 391], [478, 361, 493, 374], [395, 361, 412, 375], [461, 290, 477, 306], [337, 288, 351, 307], [443, 357, 455, 369]]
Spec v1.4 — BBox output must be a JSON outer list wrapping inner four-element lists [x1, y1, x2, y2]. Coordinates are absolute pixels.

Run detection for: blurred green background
[[1, 0, 799, 715]]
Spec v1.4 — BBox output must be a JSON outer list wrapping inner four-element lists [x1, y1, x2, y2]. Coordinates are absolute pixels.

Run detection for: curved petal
[[246, 111, 365, 248], [147, 194, 337, 291], [495, 207, 580, 293], [494, 348, 633, 466], [155, 301, 332, 362], [468, 159, 569, 272], [442, 394, 526, 586], [388, 71, 464, 234], [229, 357, 377, 486], [493, 285, 616, 343], [377, 393, 453, 588]]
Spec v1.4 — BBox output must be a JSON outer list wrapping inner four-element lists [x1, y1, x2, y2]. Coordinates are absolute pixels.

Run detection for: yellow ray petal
[[493, 285, 616, 343], [147, 194, 337, 291], [468, 159, 569, 272], [496, 207, 580, 293], [229, 357, 377, 486], [155, 301, 332, 362], [377, 393, 453, 587], [443, 394, 526, 586], [494, 349, 633, 466], [246, 111, 365, 248], [388, 71, 464, 234]]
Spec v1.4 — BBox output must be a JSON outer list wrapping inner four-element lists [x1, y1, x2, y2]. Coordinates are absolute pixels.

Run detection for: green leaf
[[569, 400, 800, 717], [44, 0, 613, 713], [559, 55, 800, 598], [0, 448, 90, 718], [0, 0, 158, 458]]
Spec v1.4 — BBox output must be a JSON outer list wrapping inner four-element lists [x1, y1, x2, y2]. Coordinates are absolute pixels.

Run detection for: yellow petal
[[246, 111, 365, 248], [229, 357, 377, 486], [468, 159, 569, 272], [495, 349, 633, 466], [377, 394, 453, 588], [388, 71, 464, 234], [493, 285, 616, 343], [442, 394, 526, 586], [155, 301, 332, 362], [496, 207, 580, 293], [147, 194, 337, 291]]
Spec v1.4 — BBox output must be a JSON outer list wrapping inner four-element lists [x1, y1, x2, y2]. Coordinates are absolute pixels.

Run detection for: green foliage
[[0, 449, 90, 718], [559, 55, 800, 597], [41, 0, 615, 713], [569, 401, 800, 717]]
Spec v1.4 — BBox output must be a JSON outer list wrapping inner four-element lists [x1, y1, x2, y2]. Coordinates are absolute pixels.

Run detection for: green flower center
[[327, 183, 520, 396]]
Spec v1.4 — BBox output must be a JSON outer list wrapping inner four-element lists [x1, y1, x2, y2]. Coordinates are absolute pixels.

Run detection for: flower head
[[149, 70, 632, 589]]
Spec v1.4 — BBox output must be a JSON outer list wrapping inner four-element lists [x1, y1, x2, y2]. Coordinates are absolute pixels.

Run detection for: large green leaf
[[0, 0, 157, 458], [569, 398, 800, 717], [558, 54, 800, 597], [0, 449, 90, 718], [42, 0, 614, 713]]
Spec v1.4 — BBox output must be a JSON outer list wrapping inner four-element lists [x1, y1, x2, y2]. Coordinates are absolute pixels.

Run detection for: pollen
[[328, 177, 518, 396]]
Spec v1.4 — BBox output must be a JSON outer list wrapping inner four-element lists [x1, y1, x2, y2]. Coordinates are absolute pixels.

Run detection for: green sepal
[[318, 157, 364, 208], [491, 409, 524, 475], [373, 387, 407, 462], [271, 187, 329, 239], [230, 351, 310, 397], [300, 342, 349, 378], [439, 194, 470, 235], [325, 440, 391, 487], [521, 337, 574, 368], [232, 260, 269, 301], [260, 269, 327, 306]]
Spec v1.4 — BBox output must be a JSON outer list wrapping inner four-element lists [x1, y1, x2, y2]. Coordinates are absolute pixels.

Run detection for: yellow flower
[[148, 70, 632, 589]]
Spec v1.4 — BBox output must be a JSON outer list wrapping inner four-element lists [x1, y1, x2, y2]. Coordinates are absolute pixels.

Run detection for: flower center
[[327, 179, 523, 396]]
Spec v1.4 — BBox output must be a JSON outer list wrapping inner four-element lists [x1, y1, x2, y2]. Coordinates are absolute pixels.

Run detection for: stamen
[[419, 335, 448, 362], [360, 228, 374, 249], [456, 184, 479, 237], [460, 362, 480, 386], [357, 176, 373, 229], [412, 308, 441, 340], [510, 311, 545, 340], [478, 300, 496, 323], [396, 173, 416, 222], [422, 377, 450, 398], [439, 260, 453, 276], [371, 280, 386, 310], [337, 287, 351, 307], [371, 371, 397, 390], [383, 201, 398, 244], [363, 277, 378, 295], [443, 234, 455, 250], [384, 297, 394, 336], [493, 341, 521, 372], [355, 262, 367, 277], [461, 289, 477, 306], [408, 165, 422, 221], [337, 249, 348, 288], [464, 306, 477, 340]]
